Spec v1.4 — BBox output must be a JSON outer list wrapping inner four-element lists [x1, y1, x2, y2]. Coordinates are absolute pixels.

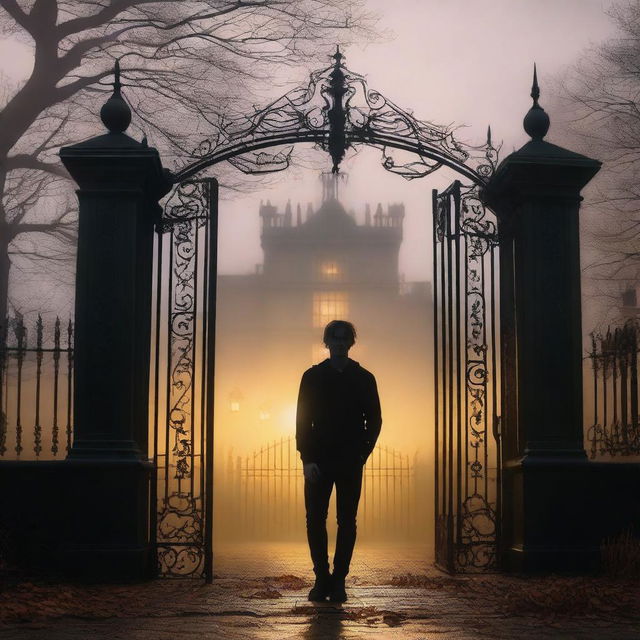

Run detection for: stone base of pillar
[[59, 458, 154, 582], [67, 439, 144, 459], [61, 544, 152, 582], [502, 544, 599, 573], [0, 459, 155, 581], [501, 457, 640, 574]]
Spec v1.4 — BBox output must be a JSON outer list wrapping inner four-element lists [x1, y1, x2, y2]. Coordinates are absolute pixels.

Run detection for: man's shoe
[[308, 573, 332, 602], [328, 575, 347, 603]]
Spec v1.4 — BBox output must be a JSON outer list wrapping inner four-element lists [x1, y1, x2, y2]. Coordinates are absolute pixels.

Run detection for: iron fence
[[588, 321, 640, 458], [214, 436, 421, 542], [0, 316, 74, 460]]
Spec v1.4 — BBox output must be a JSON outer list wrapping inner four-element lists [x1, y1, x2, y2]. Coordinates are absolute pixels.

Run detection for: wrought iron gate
[[151, 178, 217, 580], [216, 437, 419, 541], [433, 180, 501, 573], [142, 48, 503, 580]]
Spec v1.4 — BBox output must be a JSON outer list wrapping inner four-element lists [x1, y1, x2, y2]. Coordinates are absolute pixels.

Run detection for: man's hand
[[303, 462, 321, 483]]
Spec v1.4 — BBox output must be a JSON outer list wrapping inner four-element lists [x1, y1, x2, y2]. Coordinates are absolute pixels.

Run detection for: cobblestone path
[[1, 542, 639, 639]]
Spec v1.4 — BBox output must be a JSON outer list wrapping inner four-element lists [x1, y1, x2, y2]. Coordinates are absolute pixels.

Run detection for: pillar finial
[[531, 63, 540, 104], [100, 58, 131, 134], [523, 63, 550, 141], [114, 59, 122, 92]]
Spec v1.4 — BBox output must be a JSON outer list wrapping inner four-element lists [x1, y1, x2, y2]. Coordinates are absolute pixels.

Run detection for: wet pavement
[[1, 542, 639, 639]]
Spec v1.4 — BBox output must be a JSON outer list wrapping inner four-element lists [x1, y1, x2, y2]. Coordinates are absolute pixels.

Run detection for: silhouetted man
[[296, 320, 382, 603]]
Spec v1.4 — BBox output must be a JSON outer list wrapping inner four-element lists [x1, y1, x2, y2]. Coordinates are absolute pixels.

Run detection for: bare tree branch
[[554, 0, 640, 324], [0, 0, 380, 321]]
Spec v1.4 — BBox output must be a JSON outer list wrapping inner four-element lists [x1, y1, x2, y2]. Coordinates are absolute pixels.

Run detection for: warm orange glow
[[280, 404, 297, 436], [209, 338, 436, 550], [321, 261, 341, 280], [229, 388, 243, 412]]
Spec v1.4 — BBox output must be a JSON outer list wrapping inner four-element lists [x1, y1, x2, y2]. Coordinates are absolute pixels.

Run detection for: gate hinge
[[492, 415, 502, 442]]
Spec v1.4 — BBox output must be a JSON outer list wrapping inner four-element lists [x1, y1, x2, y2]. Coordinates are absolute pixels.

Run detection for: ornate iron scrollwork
[[434, 181, 500, 573], [173, 47, 499, 184], [458, 493, 497, 570], [588, 322, 640, 458], [155, 180, 211, 578], [157, 493, 204, 577], [152, 49, 505, 580]]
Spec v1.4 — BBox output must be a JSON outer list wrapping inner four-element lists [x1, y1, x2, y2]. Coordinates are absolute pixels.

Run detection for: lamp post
[[229, 388, 243, 413]]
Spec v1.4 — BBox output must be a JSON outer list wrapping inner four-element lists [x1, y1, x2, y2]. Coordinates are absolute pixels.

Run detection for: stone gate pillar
[[483, 69, 601, 572], [58, 63, 171, 580]]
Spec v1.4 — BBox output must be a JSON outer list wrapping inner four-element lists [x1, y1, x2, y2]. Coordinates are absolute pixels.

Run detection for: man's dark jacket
[[296, 358, 382, 465]]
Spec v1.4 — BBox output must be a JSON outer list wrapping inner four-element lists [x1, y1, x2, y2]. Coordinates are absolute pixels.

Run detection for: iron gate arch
[[150, 48, 502, 580]]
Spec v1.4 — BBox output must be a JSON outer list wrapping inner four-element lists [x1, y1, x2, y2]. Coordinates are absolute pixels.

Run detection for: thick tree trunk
[[0, 238, 9, 339], [0, 242, 5, 444]]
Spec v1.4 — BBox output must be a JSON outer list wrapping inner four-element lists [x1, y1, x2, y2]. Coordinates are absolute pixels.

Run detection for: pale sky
[[0, 0, 623, 461], [0, 0, 621, 285], [214, 0, 619, 281]]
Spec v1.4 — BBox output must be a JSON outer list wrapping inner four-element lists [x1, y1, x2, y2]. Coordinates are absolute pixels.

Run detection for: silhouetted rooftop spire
[[284, 199, 292, 226], [100, 60, 131, 134], [523, 63, 550, 141]]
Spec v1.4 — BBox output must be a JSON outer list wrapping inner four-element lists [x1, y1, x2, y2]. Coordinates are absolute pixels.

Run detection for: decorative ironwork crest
[[174, 47, 499, 184]]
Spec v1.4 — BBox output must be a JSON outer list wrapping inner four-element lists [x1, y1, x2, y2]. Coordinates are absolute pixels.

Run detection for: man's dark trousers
[[304, 459, 364, 579]]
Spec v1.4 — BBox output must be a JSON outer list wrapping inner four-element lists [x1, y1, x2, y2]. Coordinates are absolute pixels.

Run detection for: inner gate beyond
[[150, 48, 502, 580]]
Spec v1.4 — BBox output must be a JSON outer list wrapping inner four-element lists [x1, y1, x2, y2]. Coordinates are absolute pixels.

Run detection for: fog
[[216, 0, 618, 281], [0, 0, 625, 565], [0, 2, 620, 306], [206, 0, 617, 548]]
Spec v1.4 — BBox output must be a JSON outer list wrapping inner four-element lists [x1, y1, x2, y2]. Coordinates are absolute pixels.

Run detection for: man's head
[[323, 320, 357, 357]]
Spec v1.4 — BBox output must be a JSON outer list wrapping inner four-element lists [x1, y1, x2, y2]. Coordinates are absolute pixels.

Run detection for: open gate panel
[[150, 179, 217, 580], [433, 180, 501, 573]]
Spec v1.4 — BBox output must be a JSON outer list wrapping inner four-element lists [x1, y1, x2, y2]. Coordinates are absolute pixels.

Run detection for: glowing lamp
[[229, 388, 243, 412]]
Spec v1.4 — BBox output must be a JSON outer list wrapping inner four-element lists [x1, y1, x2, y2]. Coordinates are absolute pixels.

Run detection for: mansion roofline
[[260, 197, 405, 235]]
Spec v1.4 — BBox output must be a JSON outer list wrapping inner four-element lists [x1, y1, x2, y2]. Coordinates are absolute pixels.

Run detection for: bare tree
[[0, 0, 378, 325], [555, 0, 640, 324]]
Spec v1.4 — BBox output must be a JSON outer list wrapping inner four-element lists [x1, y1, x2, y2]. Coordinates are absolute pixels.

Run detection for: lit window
[[320, 261, 341, 281], [313, 292, 349, 328]]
